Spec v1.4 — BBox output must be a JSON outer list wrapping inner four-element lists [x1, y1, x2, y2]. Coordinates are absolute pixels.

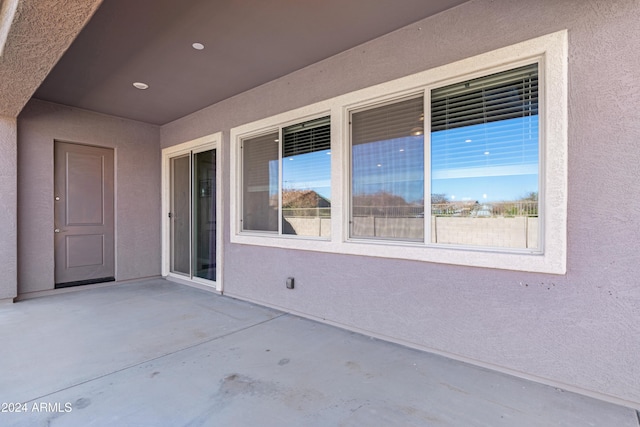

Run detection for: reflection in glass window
[[430, 63, 539, 248], [242, 132, 279, 232], [350, 96, 425, 241], [241, 117, 332, 238], [282, 116, 331, 237], [194, 149, 216, 281]]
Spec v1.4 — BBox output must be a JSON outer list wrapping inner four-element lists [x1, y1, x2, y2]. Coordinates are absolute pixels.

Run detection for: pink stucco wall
[[17, 100, 162, 294], [0, 115, 17, 301], [159, 0, 640, 406]]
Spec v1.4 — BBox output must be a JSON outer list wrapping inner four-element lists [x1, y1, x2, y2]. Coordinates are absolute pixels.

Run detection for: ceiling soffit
[[33, 0, 470, 125], [0, 0, 102, 117]]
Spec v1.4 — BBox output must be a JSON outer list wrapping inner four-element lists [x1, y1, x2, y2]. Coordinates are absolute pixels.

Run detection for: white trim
[[230, 31, 568, 274], [161, 132, 224, 292], [112, 146, 119, 281], [423, 94, 432, 245], [165, 273, 222, 295]]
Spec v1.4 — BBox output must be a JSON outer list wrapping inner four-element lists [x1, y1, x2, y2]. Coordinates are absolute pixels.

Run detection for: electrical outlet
[[286, 277, 294, 289]]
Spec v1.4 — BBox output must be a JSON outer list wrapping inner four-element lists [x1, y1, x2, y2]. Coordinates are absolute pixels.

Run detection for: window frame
[[230, 30, 567, 274], [240, 128, 280, 234], [345, 61, 542, 249], [236, 112, 334, 239], [348, 92, 427, 242], [424, 62, 542, 251]]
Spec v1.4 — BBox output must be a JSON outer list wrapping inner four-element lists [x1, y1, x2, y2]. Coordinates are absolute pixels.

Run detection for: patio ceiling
[[25, 0, 470, 125]]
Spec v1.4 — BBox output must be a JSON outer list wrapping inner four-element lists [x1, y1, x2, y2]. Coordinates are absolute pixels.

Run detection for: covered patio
[[1, 279, 636, 426]]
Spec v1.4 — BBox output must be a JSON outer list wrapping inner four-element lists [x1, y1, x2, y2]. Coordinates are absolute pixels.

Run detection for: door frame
[[161, 132, 223, 293]]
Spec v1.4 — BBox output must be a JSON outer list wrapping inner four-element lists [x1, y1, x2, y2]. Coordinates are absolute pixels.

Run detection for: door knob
[[54, 229, 60, 233]]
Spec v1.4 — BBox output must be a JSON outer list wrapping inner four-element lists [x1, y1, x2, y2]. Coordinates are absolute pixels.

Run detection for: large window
[[430, 64, 539, 249], [282, 116, 331, 237], [350, 96, 425, 241], [241, 116, 331, 237], [231, 31, 567, 273], [348, 64, 540, 249]]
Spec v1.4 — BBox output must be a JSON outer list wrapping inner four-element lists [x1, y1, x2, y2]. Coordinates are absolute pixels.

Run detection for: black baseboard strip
[[55, 277, 116, 289]]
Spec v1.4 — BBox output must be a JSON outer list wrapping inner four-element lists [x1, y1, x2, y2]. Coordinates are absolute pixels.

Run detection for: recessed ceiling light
[[192, 42, 205, 50], [133, 82, 149, 90]]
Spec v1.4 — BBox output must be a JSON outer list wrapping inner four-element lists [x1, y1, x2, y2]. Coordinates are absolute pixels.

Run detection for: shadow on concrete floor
[[0, 278, 636, 426]]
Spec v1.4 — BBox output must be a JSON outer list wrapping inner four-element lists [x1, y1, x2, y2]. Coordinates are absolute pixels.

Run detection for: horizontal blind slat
[[431, 64, 538, 132], [283, 116, 330, 157], [352, 96, 424, 146]]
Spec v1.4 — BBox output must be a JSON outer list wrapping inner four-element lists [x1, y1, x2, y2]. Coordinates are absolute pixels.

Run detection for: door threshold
[[55, 277, 116, 289], [165, 274, 221, 294]]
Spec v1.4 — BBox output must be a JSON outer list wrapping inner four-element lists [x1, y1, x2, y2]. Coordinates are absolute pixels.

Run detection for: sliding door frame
[[161, 132, 223, 292]]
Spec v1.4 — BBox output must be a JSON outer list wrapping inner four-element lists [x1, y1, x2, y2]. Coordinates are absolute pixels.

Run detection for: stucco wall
[[0, 115, 17, 301], [17, 100, 161, 294], [160, 0, 640, 406]]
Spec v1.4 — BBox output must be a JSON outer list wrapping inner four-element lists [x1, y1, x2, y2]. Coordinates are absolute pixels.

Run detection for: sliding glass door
[[169, 148, 217, 283], [170, 155, 191, 275], [193, 150, 217, 280]]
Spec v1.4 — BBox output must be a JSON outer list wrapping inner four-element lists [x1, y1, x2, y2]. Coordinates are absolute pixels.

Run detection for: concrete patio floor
[[0, 278, 637, 427]]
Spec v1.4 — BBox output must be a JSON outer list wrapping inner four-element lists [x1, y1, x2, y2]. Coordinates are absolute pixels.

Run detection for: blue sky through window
[[281, 149, 332, 199], [278, 115, 537, 205], [432, 115, 538, 202]]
